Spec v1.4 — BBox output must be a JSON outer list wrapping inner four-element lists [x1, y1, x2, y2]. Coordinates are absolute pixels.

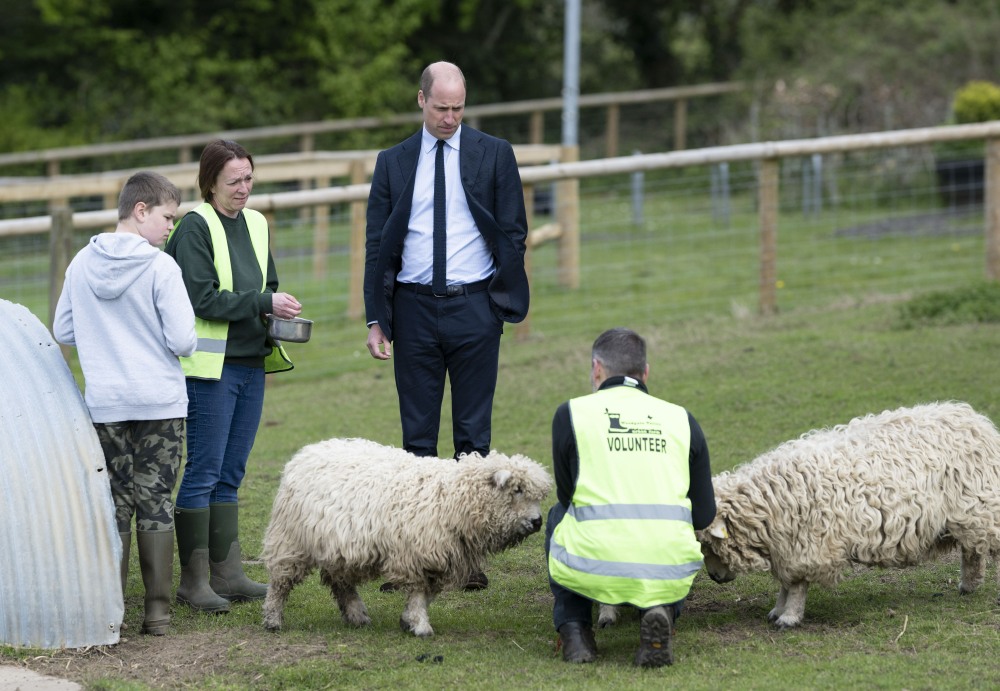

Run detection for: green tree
[[738, 0, 1000, 137]]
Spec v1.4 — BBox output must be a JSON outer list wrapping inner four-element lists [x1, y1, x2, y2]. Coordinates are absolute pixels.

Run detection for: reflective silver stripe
[[567, 503, 692, 523], [551, 541, 702, 581], [196, 337, 227, 354]]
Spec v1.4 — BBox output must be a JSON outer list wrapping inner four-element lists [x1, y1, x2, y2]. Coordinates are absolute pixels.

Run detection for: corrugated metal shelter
[[0, 299, 122, 649]]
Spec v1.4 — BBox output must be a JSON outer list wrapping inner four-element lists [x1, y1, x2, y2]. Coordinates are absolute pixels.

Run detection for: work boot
[[635, 605, 674, 668], [208, 502, 268, 602], [558, 621, 598, 663], [175, 507, 230, 613], [137, 530, 174, 635]]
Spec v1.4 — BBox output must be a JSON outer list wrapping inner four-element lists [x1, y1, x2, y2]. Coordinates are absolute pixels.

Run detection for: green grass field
[[5, 285, 1000, 689], [4, 170, 1000, 688]]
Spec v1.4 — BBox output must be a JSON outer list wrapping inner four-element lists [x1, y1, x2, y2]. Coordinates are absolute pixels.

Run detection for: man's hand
[[366, 323, 392, 360]]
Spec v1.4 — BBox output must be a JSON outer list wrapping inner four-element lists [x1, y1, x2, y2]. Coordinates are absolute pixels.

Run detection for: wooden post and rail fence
[[2, 121, 1000, 334], [0, 82, 744, 181]]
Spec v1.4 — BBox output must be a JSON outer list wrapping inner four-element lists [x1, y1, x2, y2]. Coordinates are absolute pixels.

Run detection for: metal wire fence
[[0, 138, 991, 382]]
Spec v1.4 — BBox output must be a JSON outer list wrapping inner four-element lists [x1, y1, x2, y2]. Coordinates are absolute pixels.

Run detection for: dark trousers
[[546, 502, 685, 631], [392, 285, 502, 458]]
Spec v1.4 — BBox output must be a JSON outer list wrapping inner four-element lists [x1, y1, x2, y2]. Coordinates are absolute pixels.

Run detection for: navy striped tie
[[432, 139, 447, 295]]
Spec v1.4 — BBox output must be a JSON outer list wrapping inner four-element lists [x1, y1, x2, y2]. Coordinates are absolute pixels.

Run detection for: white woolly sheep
[[699, 401, 1000, 629], [261, 438, 552, 637]]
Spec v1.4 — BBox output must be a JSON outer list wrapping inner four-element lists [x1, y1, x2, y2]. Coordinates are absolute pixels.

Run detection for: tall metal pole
[[562, 0, 580, 146], [558, 0, 581, 289]]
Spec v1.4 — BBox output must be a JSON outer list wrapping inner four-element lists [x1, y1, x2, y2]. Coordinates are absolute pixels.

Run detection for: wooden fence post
[[49, 207, 74, 360], [758, 159, 779, 315], [347, 160, 367, 320], [986, 138, 1000, 281], [530, 111, 544, 145], [312, 176, 331, 280], [674, 99, 688, 151], [605, 104, 620, 158], [516, 183, 535, 341], [557, 145, 580, 289], [299, 133, 315, 228]]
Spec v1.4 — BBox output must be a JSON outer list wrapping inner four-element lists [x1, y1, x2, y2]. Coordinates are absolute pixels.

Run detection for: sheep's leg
[[597, 604, 619, 628], [993, 551, 1000, 601], [767, 585, 789, 624], [262, 559, 312, 632], [771, 581, 808, 629], [959, 548, 985, 595], [400, 589, 435, 637], [320, 568, 371, 627]]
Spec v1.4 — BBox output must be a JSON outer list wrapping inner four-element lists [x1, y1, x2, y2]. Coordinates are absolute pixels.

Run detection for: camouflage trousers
[[94, 418, 184, 533]]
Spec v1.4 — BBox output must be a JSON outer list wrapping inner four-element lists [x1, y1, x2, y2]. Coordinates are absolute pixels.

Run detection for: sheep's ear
[[708, 521, 728, 540], [492, 469, 512, 488]]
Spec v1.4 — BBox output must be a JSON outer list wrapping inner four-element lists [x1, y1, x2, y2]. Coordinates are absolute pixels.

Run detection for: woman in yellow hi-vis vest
[[546, 328, 716, 668], [165, 140, 302, 614]]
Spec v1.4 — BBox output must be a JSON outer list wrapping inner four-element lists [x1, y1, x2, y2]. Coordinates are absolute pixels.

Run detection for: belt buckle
[[445, 285, 463, 297]]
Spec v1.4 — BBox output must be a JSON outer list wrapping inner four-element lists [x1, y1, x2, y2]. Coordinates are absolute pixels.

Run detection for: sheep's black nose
[[530, 516, 542, 532]]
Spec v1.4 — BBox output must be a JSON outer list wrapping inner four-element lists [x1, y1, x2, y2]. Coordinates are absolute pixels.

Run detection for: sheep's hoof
[[772, 617, 800, 630], [597, 605, 618, 628], [263, 622, 281, 633], [399, 617, 433, 637]]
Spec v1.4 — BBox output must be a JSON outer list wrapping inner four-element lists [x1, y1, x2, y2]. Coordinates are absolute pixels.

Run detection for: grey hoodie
[[53, 233, 197, 424]]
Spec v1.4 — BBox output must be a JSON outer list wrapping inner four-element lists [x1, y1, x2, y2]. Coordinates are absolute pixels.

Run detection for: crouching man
[[545, 327, 716, 667]]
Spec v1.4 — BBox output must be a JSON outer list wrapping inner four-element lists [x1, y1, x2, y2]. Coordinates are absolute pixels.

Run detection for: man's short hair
[[592, 327, 646, 379], [118, 171, 181, 221]]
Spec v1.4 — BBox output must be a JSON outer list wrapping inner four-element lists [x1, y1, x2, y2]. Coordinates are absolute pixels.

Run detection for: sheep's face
[[697, 512, 773, 578], [698, 519, 738, 583], [484, 456, 552, 549], [493, 469, 543, 541]]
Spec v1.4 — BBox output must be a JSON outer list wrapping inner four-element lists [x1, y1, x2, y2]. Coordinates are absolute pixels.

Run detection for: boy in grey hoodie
[[53, 171, 197, 636]]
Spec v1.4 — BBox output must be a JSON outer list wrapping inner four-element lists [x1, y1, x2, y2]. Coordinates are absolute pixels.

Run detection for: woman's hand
[[271, 292, 302, 319]]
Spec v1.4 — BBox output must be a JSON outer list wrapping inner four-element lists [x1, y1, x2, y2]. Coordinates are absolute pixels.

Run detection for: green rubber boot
[[175, 508, 231, 613], [119, 531, 131, 600], [208, 502, 268, 602], [137, 530, 174, 635]]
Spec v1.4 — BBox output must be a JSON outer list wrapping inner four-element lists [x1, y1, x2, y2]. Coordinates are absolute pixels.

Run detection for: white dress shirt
[[397, 125, 495, 286]]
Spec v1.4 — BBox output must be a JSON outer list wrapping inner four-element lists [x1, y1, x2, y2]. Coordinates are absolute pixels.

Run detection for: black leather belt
[[399, 277, 491, 297]]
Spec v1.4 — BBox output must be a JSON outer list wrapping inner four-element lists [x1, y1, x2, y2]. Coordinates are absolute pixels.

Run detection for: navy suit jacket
[[363, 126, 530, 341]]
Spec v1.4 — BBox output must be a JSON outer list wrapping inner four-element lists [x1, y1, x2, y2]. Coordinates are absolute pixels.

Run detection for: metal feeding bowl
[[267, 316, 313, 343]]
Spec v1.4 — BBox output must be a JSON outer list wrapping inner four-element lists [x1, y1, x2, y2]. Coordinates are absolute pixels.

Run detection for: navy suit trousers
[[392, 286, 502, 458]]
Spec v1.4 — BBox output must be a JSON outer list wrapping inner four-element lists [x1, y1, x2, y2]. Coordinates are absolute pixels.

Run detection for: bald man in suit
[[364, 61, 529, 465]]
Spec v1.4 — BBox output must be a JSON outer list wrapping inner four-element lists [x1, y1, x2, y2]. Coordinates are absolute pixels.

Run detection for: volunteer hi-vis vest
[[549, 384, 703, 608], [177, 202, 292, 379]]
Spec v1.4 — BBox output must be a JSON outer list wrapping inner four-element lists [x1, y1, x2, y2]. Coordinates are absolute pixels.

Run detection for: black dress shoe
[[635, 605, 674, 667], [558, 621, 597, 663], [463, 571, 489, 591]]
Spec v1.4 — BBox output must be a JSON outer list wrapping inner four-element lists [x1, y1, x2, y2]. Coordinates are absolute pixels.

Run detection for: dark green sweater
[[165, 206, 280, 368]]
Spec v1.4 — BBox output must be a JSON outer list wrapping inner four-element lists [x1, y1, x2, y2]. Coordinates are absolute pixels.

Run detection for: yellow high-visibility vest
[[549, 384, 703, 607], [177, 202, 292, 379]]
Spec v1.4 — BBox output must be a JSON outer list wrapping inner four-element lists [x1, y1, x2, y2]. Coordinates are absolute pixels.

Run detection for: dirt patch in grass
[[6, 628, 329, 689]]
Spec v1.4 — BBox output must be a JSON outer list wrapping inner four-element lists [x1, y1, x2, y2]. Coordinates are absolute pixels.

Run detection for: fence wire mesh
[[0, 143, 988, 381]]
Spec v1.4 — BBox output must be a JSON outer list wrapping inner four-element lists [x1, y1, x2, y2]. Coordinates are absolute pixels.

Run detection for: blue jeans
[[175, 364, 265, 509]]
